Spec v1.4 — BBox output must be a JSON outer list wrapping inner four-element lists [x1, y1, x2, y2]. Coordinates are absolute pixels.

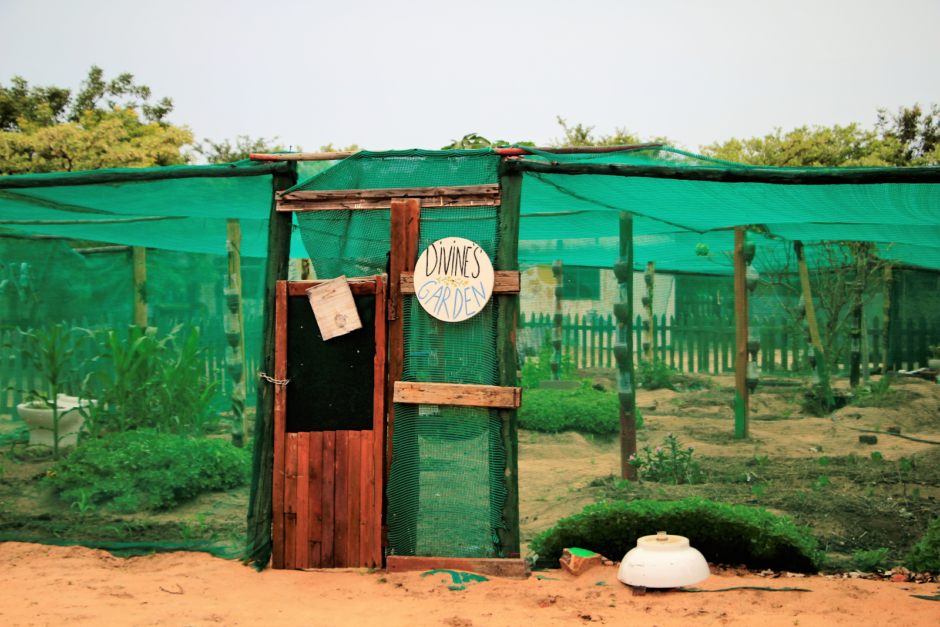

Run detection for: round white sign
[[414, 237, 494, 322]]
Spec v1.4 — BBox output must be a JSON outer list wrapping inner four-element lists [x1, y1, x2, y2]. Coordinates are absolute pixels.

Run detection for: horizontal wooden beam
[[400, 271, 520, 295], [251, 151, 358, 162], [393, 381, 521, 409], [287, 278, 378, 296], [249, 145, 663, 162], [276, 185, 500, 212], [501, 157, 940, 185], [385, 556, 529, 580]]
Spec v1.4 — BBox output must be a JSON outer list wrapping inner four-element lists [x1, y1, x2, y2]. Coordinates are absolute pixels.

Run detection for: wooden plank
[[309, 431, 324, 568], [496, 167, 522, 557], [733, 228, 749, 439], [334, 431, 349, 567], [360, 430, 375, 568], [387, 199, 420, 480], [132, 246, 147, 327], [288, 279, 378, 297], [346, 430, 361, 567], [372, 276, 387, 567], [305, 276, 363, 340], [295, 432, 310, 570], [400, 270, 520, 295], [386, 556, 529, 580], [393, 381, 522, 409], [321, 431, 336, 568], [277, 185, 500, 212], [271, 280, 288, 569], [284, 433, 298, 570]]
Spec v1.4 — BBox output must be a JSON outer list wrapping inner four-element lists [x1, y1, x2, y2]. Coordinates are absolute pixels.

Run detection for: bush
[[520, 331, 577, 389], [628, 433, 704, 485], [518, 380, 642, 435], [529, 497, 823, 573], [905, 515, 940, 572], [853, 547, 890, 572], [47, 430, 250, 513], [637, 359, 677, 391]]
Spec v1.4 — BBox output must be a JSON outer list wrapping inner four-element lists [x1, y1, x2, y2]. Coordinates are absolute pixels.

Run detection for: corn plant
[[4, 324, 88, 460]]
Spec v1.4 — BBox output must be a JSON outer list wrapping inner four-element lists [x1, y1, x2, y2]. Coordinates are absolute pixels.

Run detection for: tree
[[195, 135, 290, 164], [699, 103, 940, 167], [0, 66, 192, 175], [551, 116, 676, 148], [441, 133, 534, 150]]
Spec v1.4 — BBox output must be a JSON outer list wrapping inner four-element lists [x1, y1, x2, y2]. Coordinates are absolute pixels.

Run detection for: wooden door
[[272, 277, 386, 569]]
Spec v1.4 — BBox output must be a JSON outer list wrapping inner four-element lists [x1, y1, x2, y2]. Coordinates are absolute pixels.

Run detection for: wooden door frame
[[272, 276, 386, 569]]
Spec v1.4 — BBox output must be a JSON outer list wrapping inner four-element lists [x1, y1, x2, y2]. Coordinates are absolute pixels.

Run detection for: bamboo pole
[[617, 211, 637, 480], [132, 246, 147, 328], [794, 240, 835, 410], [733, 228, 749, 438]]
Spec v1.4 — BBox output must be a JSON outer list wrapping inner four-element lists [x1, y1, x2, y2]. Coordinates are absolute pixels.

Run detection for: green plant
[[853, 547, 890, 572], [69, 489, 96, 516], [905, 516, 940, 572], [4, 324, 89, 459], [628, 433, 704, 485], [46, 429, 250, 512], [518, 380, 642, 434], [927, 345, 940, 359], [528, 497, 823, 573], [811, 475, 831, 490], [520, 331, 577, 389], [81, 325, 220, 437], [636, 359, 677, 391]]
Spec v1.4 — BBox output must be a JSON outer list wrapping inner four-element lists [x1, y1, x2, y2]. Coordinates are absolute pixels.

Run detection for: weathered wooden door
[[272, 276, 386, 569]]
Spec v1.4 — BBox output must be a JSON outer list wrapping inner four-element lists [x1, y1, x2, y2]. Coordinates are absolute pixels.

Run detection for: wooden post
[[132, 246, 147, 327], [644, 262, 655, 361], [882, 264, 893, 372], [245, 165, 297, 570], [387, 199, 421, 480], [551, 260, 563, 380], [496, 167, 522, 556], [616, 211, 637, 480], [227, 219, 249, 444], [733, 228, 749, 439]]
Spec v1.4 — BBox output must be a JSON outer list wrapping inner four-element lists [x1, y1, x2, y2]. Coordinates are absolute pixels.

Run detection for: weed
[[637, 359, 677, 391], [853, 547, 890, 572], [818, 456, 830, 468], [811, 475, 831, 490], [69, 489, 96, 516], [629, 433, 705, 485]]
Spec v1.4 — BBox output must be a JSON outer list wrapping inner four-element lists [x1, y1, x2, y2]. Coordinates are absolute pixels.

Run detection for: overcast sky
[[2, 0, 938, 154]]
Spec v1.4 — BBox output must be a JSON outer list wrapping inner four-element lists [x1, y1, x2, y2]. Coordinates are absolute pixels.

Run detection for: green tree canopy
[[550, 116, 676, 148], [0, 66, 192, 175], [195, 135, 290, 164], [699, 104, 940, 167]]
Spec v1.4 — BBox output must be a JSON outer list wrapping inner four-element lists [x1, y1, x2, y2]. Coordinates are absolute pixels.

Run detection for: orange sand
[[2, 542, 938, 626]]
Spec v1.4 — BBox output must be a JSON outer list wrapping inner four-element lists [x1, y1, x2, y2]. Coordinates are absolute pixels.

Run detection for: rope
[[258, 372, 290, 386]]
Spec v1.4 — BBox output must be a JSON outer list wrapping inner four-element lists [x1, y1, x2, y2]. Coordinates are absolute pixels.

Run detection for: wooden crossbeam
[[276, 185, 501, 212], [393, 381, 522, 409], [400, 270, 520, 295]]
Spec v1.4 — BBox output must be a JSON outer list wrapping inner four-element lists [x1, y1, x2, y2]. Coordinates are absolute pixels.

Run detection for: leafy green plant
[[636, 359, 677, 391], [811, 475, 831, 490], [528, 497, 823, 572], [905, 516, 940, 572], [518, 379, 643, 434], [69, 489, 96, 516], [628, 433, 704, 485], [4, 324, 89, 459], [520, 331, 577, 389], [46, 429, 249, 512], [81, 325, 220, 437], [853, 547, 890, 572]]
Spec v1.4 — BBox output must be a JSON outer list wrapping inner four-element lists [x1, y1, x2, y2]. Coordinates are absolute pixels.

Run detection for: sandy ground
[[2, 542, 939, 627]]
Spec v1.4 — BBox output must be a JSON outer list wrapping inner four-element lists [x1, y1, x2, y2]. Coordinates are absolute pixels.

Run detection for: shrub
[[529, 497, 823, 573], [46, 430, 250, 512], [637, 359, 677, 391], [518, 380, 642, 435], [853, 547, 890, 572], [628, 433, 704, 485], [520, 331, 577, 389], [905, 515, 940, 573]]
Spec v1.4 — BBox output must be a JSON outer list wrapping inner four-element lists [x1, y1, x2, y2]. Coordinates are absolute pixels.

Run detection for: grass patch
[[519, 381, 640, 435]]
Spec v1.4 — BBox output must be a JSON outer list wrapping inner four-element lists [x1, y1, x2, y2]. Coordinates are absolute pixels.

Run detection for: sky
[[1, 0, 939, 155]]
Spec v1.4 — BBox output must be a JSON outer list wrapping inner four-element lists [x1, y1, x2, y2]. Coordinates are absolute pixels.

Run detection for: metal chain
[[258, 371, 290, 386]]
